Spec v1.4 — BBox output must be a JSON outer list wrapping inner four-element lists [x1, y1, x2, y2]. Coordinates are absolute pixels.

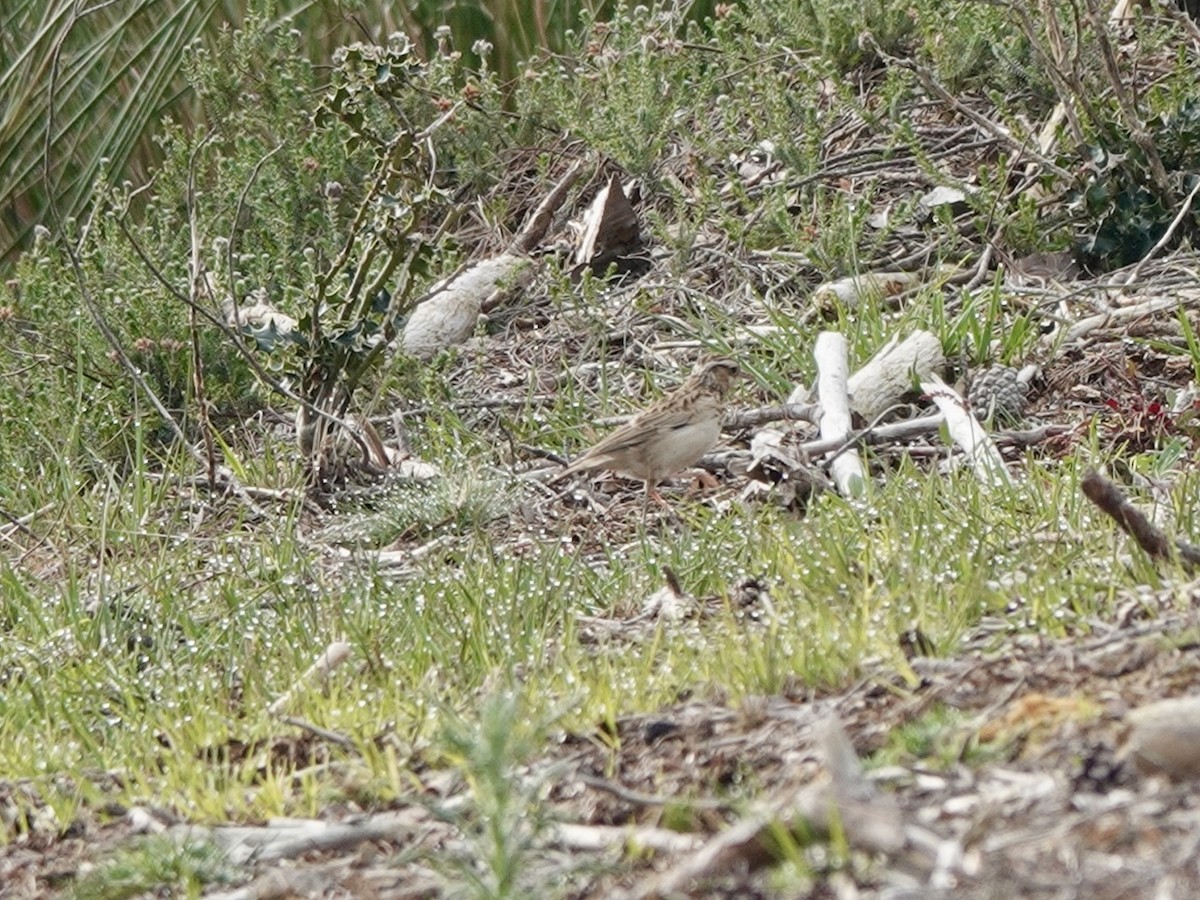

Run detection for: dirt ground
[[5, 583, 1200, 898]]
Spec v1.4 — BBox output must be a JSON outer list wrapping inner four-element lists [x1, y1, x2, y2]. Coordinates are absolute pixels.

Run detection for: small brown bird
[[556, 357, 742, 513]]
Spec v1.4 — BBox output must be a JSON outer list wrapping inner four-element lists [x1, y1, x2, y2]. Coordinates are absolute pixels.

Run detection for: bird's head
[[692, 357, 742, 395]]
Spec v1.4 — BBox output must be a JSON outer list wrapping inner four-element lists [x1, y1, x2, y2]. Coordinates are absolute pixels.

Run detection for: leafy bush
[[1, 8, 519, 482], [1071, 100, 1200, 270]]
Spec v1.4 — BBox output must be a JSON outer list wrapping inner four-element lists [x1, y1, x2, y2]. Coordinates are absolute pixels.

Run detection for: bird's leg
[[640, 481, 670, 523], [646, 482, 672, 516]]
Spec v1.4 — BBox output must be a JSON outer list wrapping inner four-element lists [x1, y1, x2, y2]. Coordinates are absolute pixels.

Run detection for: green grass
[[70, 835, 238, 899], [0, 443, 1142, 820]]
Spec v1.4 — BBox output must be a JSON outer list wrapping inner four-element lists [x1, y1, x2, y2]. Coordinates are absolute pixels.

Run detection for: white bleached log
[[921, 375, 1012, 487], [847, 329, 945, 420], [812, 271, 920, 309], [1058, 294, 1185, 346], [815, 332, 866, 497], [401, 253, 532, 359]]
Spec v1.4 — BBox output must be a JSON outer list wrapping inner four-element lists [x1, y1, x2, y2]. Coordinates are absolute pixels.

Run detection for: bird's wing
[[560, 421, 641, 473], [563, 401, 710, 473]]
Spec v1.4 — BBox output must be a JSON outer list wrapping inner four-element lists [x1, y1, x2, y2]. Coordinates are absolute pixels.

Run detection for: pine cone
[[968, 365, 1026, 426]]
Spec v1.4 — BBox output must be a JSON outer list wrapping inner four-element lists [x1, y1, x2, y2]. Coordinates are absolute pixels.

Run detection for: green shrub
[[1, 9, 522, 483], [1071, 99, 1200, 270]]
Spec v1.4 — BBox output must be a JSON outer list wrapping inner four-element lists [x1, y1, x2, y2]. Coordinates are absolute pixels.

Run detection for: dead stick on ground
[[1081, 470, 1200, 570], [268, 641, 353, 717], [278, 715, 355, 750], [510, 157, 588, 253], [815, 331, 866, 497], [722, 403, 820, 430]]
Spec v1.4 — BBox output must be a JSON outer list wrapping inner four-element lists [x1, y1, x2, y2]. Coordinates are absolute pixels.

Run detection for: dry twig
[[1081, 469, 1200, 570]]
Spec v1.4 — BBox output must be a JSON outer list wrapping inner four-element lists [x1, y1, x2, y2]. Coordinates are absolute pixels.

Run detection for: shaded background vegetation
[[0, 0, 725, 267]]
